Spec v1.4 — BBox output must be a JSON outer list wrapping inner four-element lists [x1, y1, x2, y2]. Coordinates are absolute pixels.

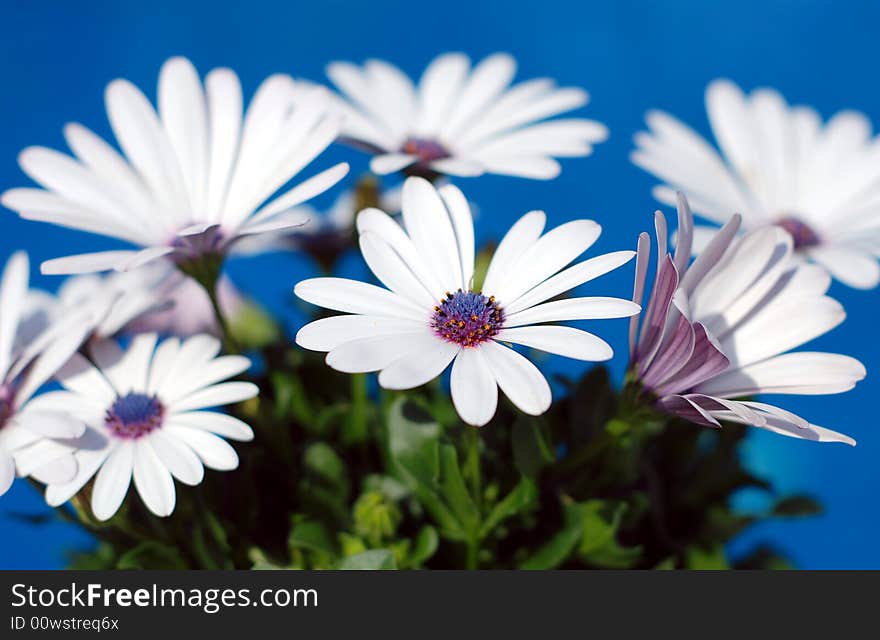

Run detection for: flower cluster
[[0, 53, 872, 569]]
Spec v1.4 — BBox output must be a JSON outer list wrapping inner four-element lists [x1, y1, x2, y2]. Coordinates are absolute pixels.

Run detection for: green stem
[[463, 426, 482, 509], [466, 538, 479, 570]]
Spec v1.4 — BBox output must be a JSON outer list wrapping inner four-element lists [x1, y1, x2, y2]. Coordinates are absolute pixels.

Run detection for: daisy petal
[[481, 341, 551, 416], [165, 426, 239, 470], [91, 442, 133, 521], [450, 348, 498, 427], [133, 440, 176, 517], [378, 340, 459, 390], [496, 326, 613, 361]]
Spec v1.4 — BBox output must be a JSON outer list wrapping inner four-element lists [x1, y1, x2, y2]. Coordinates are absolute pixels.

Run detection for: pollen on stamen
[[105, 392, 164, 439], [431, 289, 504, 348]]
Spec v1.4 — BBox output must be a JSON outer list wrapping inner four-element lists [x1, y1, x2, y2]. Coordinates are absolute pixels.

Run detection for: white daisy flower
[[46, 263, 175, 340], [1, 56, 349, 276], [0, 252, 102, 496], [629, 193, 866, 444], [295, 177, 639, 427], [43, 333, 257, 520], [632, 79, 880, 288], [326, 52, 608, 180]]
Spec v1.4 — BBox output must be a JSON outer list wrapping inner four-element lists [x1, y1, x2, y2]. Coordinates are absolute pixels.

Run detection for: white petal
[[438, 183, 475, 288], [91, 442, 133, 521], [370, 153, 417, 175], [496, 326, 613, 361], [165, 425, 239, 470], [414, 53, 470, 135], [0, 452, 15, 496], [295, 277, 426, 321], [477, 155, 561, 180], [697, 352, 866, 397], [359, 232, 436, 307], [204, 67, 243, 219], [450, 348, 498, 427], [45, 444, 112, 507], [482, 211, 546, 294], [504, 250, 635, 315], [159, 355, 251, 405], [41, 250, 141, 275], [326, 331, 439, 373], [808, 246, 880, 289], [169, 411, 254, 441], [29, 454, 78, 485], [145, 430, 205, 486], [169, 381, 258, 413], [56, 353, 117, 406], [400, 177, 464, 291], [480, 341, 551, 416], [133, 440, 176, 517], [91, 333, 157, 394], [14, 410, 85, 439], [377, 340, 459, 390], [0, 251, 29, 379], [504, 297, 641, 327], [296, 315, 425, 352]]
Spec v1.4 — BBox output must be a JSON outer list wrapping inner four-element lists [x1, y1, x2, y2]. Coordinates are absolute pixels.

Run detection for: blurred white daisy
[[629, 193, 865, 444], [45, 264, 174, 340], [326, 53, 608, 180], [295, 177, 638, 426], [2, 56, 348, 275], [0, 252, 99, 496], [632, 79, 880, 288], [43, 333, 257, 520]]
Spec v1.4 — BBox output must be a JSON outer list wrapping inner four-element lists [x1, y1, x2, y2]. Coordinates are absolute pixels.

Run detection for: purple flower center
[[402, 138, 450, 165], [776, 216, 821, 250], [105, 392, 164, 439], [0, 385, 15, 430], [431, 290, 504, 348]]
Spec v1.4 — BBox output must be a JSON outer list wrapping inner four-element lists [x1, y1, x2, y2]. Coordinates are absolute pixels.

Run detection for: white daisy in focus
[[43, 333, 257, 520], [295, 177, 639, 427], [629, 193, 865, 444], [1, 56, 349, 276], [326, 52, 608, 180], [0, 252, 100, 496], [632, 79, 880, 288]]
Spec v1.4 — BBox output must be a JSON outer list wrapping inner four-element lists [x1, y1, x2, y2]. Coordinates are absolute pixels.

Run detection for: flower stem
[[178, 253, 239, 353], [463, 426, 482, 509]]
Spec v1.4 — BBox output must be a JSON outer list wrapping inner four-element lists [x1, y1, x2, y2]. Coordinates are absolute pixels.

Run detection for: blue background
[[0, 0, 877, 569]]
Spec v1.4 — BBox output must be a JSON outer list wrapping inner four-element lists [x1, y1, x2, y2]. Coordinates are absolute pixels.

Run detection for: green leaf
[[578, 500, 642, 569], [304, 442, 348, 493], [480, 477, 537, 538], [117, 542, 187, 570], [408, 526, 439, 567], [519, 501, 585, 570], [386, 398, 464, 540], [439, 444, 480, 534], [288, 520, 337, 556], [387, 398, 441, 487], [337, 549, 397, 570], [772, 495, 822, 518], [685, 545, 729, 570], [511, 417, 555, 477]]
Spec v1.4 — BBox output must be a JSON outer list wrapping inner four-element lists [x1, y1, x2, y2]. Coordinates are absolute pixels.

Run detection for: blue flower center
[[402, 137, 450, 165], [777, 216, 821, 250], [431, 289, 504, 348], [105, 392, 164, 439]]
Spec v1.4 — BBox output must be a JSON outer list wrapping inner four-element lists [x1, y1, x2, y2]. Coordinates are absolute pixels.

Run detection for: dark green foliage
[[52, 345, 813, 570]]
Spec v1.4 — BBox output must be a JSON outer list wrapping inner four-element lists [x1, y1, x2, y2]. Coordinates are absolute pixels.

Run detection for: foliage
[[60, 347, 812, 570]]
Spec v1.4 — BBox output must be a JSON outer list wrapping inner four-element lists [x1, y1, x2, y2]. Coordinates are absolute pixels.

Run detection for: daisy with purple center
[[295, 177, 639, 427], [1, 56, 348, 276], [632, 79, 880, 288], [628, 193, 866, 444], [326, 53, 608, 180], [42, 333, 257, 520]]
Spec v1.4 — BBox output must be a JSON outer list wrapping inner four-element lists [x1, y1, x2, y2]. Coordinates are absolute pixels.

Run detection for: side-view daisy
[[1, 56, 348, 275], [326, 52, 608, 180], [0, 252, 101, 496], [632, 79, 880, 288], [628, 193, 866, 444], [43, 333, 257, 520], [295, 177, 639, 426]]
